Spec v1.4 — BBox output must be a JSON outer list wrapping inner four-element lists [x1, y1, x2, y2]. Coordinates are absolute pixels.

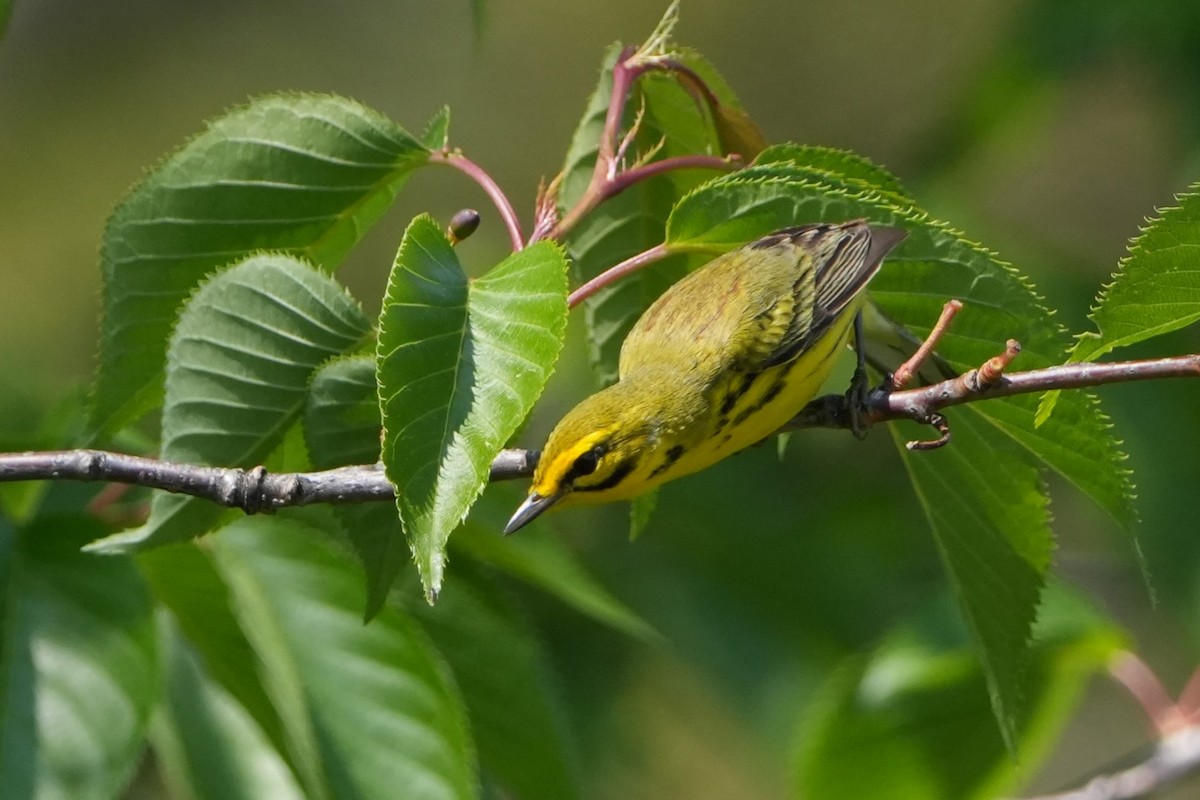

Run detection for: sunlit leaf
[[378, 215, 568, 600], [94, 93, 426, 434], [0, 516, 157, 800], [91, 254, 369, 552]]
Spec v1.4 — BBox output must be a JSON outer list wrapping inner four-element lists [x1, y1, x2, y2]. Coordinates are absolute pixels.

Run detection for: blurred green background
[[4, 0, 1200, 796]]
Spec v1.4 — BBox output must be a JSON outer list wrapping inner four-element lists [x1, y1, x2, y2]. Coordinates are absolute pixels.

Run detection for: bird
[[504, 220, 907, 534]]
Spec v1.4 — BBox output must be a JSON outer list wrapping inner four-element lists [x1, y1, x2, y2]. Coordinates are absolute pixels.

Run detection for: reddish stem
[[429, 151, 525, 251], [568, 243, 672, 308]]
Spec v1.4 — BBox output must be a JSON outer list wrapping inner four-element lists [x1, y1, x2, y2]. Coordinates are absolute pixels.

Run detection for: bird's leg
[[846, 310, 871, 439]]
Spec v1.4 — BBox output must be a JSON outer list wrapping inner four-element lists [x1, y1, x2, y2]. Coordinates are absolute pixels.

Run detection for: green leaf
[[453, 491, 658, 642], [1082, 186, 1200, 347], [664, 170, 1134, 738], [211, 516, 477, 800], [93, 93, 426, 434], [0, 515, 158, 800], [305, 355, 408, 619], [629, 489, 658, 541], [151, 622, 305, 800], [0, 0, 11, 41], [890, 409, 1052, 748], [306, 355, 382, 470], [378, 215, 568, 600], [405, 567, 579, 800], [558, 45, 736, 385], [138, 543, 289, 761], [666, 170, 1135, 529], [753, 142, 913, 200], [422, 106, 452, 151], [794, 585, 1123, 800], [92, 254, 370, 552]]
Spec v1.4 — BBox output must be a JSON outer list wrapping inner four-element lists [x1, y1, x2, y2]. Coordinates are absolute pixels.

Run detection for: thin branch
[[2, 352, 1198, 513], [428, 150, 525, 251], [1021, 726, 1200, 800], [890, 300, 963, 389]]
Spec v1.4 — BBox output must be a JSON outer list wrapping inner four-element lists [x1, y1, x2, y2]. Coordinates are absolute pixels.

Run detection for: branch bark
[[1, 352, 1197, 514], [1021, 726, 1200, 800]]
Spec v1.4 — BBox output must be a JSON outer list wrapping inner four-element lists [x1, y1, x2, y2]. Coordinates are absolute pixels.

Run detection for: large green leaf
[[211, 516, 477, 800], [305, 355, 407, 619], [663, 167, 1131, 738], [891, 410, 1051, 748], [406, 567, 579, 800], [138, 543, 289, 763], [1038, 187, 1200, 418], [794, 585, 1123, 800], [93, 93, 426, 434], [0, 515, 158, 800], [91, 254, 369, 553], [378, 215, 568, 600], [665, 167, 1134, 529], [151, 621, 304, 800]]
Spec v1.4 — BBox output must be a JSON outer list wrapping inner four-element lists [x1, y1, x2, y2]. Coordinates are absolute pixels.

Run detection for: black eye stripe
[[575, 457, 638, 493]]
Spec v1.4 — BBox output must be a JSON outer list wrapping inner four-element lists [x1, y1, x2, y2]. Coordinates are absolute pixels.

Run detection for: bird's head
[[504, 382, 662, 534]]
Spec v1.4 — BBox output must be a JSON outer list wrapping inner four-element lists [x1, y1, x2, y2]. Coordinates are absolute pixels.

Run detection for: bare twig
[[1021, 654, 1200, 799], [890, 299, 963, 389], [1021, 726, 1200, 800], [2, 353, 1198, 512]]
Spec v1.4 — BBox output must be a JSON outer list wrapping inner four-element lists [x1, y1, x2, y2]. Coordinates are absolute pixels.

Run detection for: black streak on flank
[[649, 444, 687, 478], [733, 375, 788, 427], [575, 457, 639, 493], [716, 373, 758, 432]]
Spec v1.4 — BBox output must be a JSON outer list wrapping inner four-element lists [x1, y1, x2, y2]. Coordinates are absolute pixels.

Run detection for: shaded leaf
[[629, 489, 658, 541], [405, 566, 579, 800], [378, 215, 568, 600], [94, 93, 426, 434], [0, 516, 158, 800], [138, 543, 289, 760], [151, 621, 305, 800], [794, 585, 1123, 800], [305, 355, 408, 619], [91, 254, 369, 552], [890, 409, 1052, 749], [211, 516, 477, 800], [454, 490, 658, 642]]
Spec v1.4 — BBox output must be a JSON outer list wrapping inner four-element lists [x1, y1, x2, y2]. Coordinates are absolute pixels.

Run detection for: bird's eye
[[570, 445, 605, 479]]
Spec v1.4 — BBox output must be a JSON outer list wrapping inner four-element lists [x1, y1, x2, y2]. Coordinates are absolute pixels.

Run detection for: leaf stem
[[429, 150, 525, 251], [567, 243, 672, 308]]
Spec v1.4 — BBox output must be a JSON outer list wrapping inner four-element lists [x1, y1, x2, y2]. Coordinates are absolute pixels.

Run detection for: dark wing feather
[[756, 222, 906, 369]]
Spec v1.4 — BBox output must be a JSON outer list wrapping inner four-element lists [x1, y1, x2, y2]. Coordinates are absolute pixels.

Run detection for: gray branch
[[0, 353, 1197, 513], [1021, 726, 1200, 800]]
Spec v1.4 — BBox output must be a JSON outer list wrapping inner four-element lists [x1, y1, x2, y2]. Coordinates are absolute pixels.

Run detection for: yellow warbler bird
[[505, 220, 906, 534]]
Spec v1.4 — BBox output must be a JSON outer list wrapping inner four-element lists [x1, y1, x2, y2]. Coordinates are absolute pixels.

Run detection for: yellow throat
[[505, 220, 906, 534]]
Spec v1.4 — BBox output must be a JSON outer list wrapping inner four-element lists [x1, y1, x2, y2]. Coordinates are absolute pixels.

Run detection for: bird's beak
[[504, 491, 561, 535]]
